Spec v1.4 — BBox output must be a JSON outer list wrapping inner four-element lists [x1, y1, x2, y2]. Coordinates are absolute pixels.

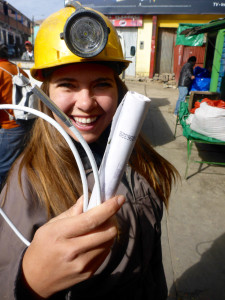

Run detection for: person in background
[[0, 43, 33, 190], [0, 4, 179, 299], [174, 56, 196, 116], [21, 40, 34, 61]]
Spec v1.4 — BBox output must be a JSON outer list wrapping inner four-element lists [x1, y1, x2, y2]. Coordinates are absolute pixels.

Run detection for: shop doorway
[[156, 28, 176, 74], [116, 27, 137, 77]]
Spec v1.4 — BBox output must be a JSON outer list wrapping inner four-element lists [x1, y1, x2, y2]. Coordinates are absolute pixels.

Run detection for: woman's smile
[[70, 115, 100, 130], [73, 116, 98, 125]]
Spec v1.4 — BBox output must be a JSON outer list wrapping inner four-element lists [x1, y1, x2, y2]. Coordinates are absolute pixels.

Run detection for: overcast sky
[[8, 0, 64, 20]]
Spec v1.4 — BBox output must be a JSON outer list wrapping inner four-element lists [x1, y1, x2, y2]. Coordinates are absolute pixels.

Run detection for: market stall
[[175, 19, 225, 178], [176, 99, 225, 179]]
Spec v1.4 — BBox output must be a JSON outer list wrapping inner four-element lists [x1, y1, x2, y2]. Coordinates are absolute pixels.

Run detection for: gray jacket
[[21, 51, 34, 61], [0, 160, 167, 300]]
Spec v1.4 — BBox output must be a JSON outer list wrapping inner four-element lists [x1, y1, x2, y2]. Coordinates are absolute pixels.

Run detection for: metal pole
[[32, 15, 34, 45]]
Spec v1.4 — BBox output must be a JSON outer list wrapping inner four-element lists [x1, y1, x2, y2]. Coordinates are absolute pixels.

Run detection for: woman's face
[[49, 63, 118, 143]]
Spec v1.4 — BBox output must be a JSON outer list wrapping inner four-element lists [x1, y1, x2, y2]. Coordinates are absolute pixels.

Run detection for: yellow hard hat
[[30, 2, 130, 81]]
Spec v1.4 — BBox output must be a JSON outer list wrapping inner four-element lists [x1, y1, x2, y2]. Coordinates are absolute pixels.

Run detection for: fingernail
[[117, 195, 125, 206]]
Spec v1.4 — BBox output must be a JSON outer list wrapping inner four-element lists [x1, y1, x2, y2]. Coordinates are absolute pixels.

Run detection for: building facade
[[137, 14, 225, 79], [0, 0, 32, 58], [78, 0, 225, 79]]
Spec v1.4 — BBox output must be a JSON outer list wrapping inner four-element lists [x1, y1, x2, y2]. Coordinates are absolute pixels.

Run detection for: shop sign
[[107, 15, 143, 27]]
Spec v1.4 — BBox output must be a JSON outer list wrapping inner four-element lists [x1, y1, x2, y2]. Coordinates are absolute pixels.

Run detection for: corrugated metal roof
[[181, 18, 225, 36]]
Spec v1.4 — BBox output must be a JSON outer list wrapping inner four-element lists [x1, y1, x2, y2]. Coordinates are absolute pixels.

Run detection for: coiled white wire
[[0, 104, 101, 246]]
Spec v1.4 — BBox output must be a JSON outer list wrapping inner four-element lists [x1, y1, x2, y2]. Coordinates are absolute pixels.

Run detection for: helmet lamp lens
[[70, 17, 103, 54], [64, 11, 109, 58]]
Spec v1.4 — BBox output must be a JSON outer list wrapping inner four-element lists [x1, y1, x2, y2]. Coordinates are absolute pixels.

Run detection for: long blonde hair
[[9, 72, 178, 217]]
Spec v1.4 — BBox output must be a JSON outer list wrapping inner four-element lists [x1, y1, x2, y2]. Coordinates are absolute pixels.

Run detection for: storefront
[[107, 15, 142, 77]]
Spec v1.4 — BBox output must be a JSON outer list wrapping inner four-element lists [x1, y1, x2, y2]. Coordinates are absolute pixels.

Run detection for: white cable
[[69, 126, 101, 212], [0, 104, 90, 246], [0, 208, 30, 246]]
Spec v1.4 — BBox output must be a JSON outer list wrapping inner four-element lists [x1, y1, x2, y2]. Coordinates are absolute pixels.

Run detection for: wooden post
[[149, 15, 157, 78]]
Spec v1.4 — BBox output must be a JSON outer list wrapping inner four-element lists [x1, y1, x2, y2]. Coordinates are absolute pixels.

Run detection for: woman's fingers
[[66, 217, 117, 260], [68, 195, 124, 237], [47, 195, 125, 239], [49, 196, 84, 223]]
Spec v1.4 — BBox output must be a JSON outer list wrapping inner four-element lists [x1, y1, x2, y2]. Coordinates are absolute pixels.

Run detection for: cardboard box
[[188, 91, 221, 111]]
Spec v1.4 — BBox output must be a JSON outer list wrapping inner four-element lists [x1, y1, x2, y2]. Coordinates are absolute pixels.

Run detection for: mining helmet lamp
[[60, 1, 109, 58]]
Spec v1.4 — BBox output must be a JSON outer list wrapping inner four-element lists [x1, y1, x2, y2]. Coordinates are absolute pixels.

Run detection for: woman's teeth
[[74, 116, 97, 125]]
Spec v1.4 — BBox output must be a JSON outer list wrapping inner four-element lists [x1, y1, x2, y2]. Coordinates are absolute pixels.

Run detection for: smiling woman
[[0, 2, 179, 300]]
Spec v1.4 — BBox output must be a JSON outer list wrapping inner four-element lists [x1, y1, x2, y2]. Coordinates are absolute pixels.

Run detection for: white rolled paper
[[87, 91, 151, 211]]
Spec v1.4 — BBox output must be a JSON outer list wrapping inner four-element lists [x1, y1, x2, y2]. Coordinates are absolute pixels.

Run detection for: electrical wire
[[69, 126, 102, 211], [0, 104, 100, 245], [0, 207, 31, 246]]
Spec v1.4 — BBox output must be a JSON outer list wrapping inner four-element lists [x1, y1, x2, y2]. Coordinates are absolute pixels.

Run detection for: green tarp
[[176, 24, 204, 46]]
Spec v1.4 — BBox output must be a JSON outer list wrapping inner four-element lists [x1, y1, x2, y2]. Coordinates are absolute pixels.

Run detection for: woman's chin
[[71, 132, 99, 144]]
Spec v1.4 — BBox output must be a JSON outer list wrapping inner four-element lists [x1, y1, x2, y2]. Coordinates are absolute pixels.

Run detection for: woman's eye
[[58, 83, 75, 88], [95, 82, 111, 88]]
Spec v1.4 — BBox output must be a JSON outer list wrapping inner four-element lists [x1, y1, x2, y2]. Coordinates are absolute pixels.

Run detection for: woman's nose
[[75, 89, 97, 112]]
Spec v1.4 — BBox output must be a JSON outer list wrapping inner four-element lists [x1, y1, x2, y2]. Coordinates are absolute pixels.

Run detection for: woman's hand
[[22, 195, 125, 298]]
